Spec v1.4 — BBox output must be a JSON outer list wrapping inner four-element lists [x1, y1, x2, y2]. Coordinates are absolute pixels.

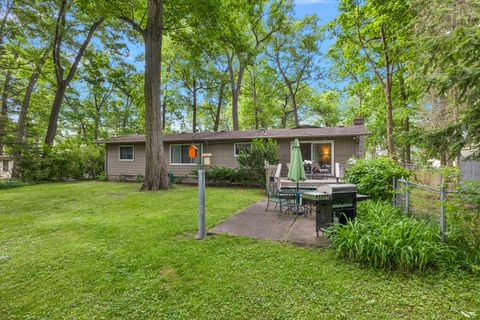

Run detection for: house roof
[[95, 125, 370, 144]]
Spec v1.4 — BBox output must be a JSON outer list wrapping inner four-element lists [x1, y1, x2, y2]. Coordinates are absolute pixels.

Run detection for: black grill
[[302, 184, 360, 236]]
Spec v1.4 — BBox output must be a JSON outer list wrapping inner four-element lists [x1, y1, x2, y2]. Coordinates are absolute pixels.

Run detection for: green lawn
[[0, 182, 479, 319]]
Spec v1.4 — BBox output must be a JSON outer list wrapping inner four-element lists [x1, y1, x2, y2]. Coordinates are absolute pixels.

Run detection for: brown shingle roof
[[95, 125, 370, 144]]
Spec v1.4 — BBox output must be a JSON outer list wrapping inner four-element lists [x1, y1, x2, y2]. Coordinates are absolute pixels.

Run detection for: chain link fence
[[393, 177, 453, 242]]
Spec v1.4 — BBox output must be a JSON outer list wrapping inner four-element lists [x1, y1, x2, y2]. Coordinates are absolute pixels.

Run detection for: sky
[[294, 0, 339, 21], [126, 0, 339, 71]]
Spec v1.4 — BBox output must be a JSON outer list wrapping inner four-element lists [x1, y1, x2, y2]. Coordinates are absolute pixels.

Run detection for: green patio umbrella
[[288, 138, 306, 189]]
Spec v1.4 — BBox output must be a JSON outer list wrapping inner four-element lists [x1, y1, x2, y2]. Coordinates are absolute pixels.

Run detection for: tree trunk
[[44, 83, 66, 145], [16, 47, 49, 144], [275, 54, 299, 127], [141, 0, 168, 191], [227, 52, 245, 131], [252, 69, 259, 130], [380, 25, 396, 159], [384, 88, 396, 158], [281, 96, 289, 128], [213, 82, 225, 132], [0, 68, 12, 155], [162, 98, 167, 131], [0, 52, 17, 155], [44, 2, 103, 145], [192, 79, 197, 132], [398, 71, 410, 163]]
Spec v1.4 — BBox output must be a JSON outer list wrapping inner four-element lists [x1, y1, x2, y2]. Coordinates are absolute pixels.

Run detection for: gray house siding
[[105, 136, 363, 180], [460, 158, 480, 182]]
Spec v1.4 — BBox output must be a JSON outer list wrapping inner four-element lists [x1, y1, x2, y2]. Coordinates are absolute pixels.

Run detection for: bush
[[344, 157, 409, 200], [237, 138, 280, 184], [191, 166, 254, 186], [17, 143, 104, 182], [327, 201, 456, 271], [447, 181, 480, 266]]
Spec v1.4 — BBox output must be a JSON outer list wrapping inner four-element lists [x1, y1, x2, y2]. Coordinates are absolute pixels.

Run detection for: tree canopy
[[1, 0, 478, 188]]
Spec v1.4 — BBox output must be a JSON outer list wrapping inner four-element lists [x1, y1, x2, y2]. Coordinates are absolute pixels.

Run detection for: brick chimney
[[353, 117, 364, 126]]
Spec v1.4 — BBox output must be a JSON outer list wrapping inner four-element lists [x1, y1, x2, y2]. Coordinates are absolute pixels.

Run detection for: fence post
[[404, 178, 409, 215], [439, 185, 446, 243], [197, 168, 206, 240], [392, 176, 396, 207]]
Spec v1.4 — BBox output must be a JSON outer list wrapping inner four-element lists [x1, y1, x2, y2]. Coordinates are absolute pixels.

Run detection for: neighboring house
[[459, 147, 480, 182], [0, 156, 14, 179], [96, 121, 369, 181]]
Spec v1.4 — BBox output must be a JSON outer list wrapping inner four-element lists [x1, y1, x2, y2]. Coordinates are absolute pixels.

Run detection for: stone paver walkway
[[209, 199, 329, 246]]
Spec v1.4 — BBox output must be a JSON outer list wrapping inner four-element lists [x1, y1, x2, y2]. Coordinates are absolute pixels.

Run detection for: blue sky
[[126, 0, 339, 70], [294, 0, 339, 21]]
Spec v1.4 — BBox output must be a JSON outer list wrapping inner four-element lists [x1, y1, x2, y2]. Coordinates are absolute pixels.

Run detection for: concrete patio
[[208, 199, 330, 246]]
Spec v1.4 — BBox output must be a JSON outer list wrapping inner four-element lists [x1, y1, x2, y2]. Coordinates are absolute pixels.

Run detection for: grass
[[0, 181, 479, 319]]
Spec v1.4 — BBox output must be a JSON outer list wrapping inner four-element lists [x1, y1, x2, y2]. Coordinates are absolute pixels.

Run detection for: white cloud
[[295, 0, 335, 4]]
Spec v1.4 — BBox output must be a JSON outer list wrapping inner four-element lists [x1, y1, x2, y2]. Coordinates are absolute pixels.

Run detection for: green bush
[[17, 143, 104, 182], [327, 201, 456, 271], [191, 166, 255, 186], [447, 181, 480, 266], [344, 157, 409, 200], [237, 138, 280, 184]]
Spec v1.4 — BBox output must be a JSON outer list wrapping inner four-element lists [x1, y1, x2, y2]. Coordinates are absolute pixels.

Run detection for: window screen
[[170, 144, 202, 164], [119, 146, 134, 160]]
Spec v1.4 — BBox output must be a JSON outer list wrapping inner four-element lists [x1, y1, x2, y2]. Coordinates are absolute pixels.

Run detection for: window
[[234, 143, 251, 157], [170, 144, 202, 164], [3, 160, 9, 172], [295, 141, 334, 175], [119, 145, 134, 161]]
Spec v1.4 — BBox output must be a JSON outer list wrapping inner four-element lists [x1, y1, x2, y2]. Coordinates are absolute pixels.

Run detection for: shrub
[[327, 201, 456, 271], [191, 166, 255, 186], [344, 157, 409, 200], [17, 143, 104, 182], [447, 181, 480, 266], [237, 138, 280, 184]]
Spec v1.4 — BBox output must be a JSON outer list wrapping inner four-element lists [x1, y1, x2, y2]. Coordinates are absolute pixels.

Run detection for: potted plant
[[303, 160, 312, 172]]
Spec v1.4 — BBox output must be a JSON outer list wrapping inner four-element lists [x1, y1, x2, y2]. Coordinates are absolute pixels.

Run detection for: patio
[[208, 199, 330, 246]]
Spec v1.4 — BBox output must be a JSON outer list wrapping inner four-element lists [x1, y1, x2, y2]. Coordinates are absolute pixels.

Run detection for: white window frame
[[234, 142, 251, 157], [292, 140, 335, 176], [118, 145, 135, 162], [169, 143, 203, 165]]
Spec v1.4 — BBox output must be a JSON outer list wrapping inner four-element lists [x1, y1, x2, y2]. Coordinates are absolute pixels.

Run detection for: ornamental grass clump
[[327, 201, 456, 272]]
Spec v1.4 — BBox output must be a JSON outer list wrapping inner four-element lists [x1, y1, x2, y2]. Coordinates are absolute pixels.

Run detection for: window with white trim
[[119, 145, 134, 161], [234, 142, 251, 157], [170, 144, 202, 164]]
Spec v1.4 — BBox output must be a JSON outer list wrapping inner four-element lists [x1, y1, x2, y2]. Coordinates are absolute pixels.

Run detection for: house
[[459, 147, 480, 181], [0, 155, 14, 179], [96, 121, 369, 181]]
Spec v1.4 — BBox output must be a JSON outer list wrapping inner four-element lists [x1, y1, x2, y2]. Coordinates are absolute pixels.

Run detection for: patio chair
[[265, 178, 291, 213]]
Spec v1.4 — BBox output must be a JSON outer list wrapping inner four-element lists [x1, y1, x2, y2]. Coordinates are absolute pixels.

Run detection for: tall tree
[[223, 0, 289, 130], [44, 0, 104, 145], [16, 46, 50, 145], [330, 0, 413, 158], [0, 51, 18, 155], [269, 14, 322, 127], [117, 0, 169, 190]]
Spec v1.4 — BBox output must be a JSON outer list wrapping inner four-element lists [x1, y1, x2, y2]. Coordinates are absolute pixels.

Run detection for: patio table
[[279, 187, 316, 215]]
